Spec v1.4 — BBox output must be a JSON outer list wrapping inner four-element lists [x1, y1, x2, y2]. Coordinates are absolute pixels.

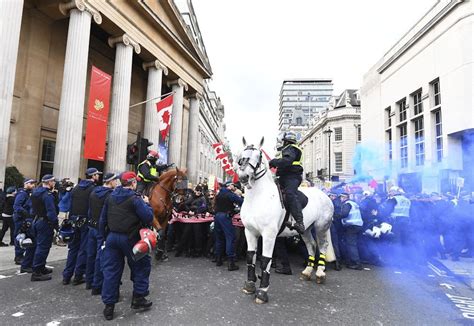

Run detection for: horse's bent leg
[[315, 228, 330, 284], [255, 233, 277, 304], [300, 228, 317, 281], [242, 229, 258, 295]]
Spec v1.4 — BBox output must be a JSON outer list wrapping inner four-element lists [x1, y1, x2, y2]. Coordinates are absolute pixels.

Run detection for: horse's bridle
[[238, 147, 267, 182]]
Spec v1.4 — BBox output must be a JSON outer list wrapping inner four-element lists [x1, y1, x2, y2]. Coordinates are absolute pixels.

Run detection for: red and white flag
[[156, 95, 174, 140], [212, 143, 227, 159], [220, 156, 232, 170]]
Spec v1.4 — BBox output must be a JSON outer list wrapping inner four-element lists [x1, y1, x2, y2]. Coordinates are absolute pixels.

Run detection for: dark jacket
[[99, 186, 153, 238], [88, 186, 114, 222], [30, 186, 58, 225], [270, 145, 303, 176], [13, 189, 32, 220], [2, 194, 15, 216], [215, 188, 243, 214], [185, 194, 207, 214]]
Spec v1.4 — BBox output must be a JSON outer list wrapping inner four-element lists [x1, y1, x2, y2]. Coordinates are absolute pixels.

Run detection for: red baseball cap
[[121, 171, 137, 184]]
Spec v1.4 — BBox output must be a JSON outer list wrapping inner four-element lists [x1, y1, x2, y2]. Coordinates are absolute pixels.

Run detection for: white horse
[[236, 137, 334, 304]]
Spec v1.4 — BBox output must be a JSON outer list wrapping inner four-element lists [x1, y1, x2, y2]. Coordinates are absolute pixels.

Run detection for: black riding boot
[[131, 294, 153, 309], [216, 255, 223, 266]]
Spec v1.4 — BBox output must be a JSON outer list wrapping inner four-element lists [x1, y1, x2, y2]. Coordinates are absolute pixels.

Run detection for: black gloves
[[269, 159, 278, 168]]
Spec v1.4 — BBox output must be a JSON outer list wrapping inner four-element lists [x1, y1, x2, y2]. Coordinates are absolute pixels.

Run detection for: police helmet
[[59, 220, 75, 243], [277, 131, 298, 146]]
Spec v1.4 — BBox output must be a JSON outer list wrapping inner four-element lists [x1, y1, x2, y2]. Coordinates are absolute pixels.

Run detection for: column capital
[[59, 0, 102, 24], [108, 34, 141, 54], [188, 92, 203, 101], [142, 60, 168, 76], [167, 79, 188, 92]]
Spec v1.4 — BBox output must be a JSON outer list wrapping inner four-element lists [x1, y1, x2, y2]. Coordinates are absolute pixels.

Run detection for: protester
[[0, 187, 16, 246]]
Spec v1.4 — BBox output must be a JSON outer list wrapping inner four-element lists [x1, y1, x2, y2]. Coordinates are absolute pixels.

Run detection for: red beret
[[121, 171, 137, 183]]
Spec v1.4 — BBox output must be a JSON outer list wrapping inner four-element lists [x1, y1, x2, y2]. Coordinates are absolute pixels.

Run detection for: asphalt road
[[0, 254, 473, 326]]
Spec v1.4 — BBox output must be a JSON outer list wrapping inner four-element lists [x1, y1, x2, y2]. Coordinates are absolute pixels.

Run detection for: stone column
[[142, 60, 168, 151], [167, 79, 188, 168], [53, 1, 101, 182], [186, 94, 201, 184], [105, 34, 140, 174], [0, 0, 24, 184]]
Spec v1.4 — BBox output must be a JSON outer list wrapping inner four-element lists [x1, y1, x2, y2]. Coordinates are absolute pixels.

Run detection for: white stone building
[[361, 0, 474, 193], [300, 90, 361, 185]]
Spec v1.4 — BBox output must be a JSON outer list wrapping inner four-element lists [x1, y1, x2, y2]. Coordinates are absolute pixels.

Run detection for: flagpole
[[129, 91, 175, 108]]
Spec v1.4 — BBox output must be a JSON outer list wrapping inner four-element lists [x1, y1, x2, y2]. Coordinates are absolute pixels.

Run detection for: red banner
[[83, 66, 112, 161]]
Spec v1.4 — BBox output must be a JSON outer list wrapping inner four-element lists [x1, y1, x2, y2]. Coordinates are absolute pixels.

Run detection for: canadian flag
[[156, 95, 174, 140], [220, 155, 232, 171], [212, 143, 227, 159]]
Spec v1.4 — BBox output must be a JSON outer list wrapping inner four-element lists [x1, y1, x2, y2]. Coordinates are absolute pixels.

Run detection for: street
[[0, 253, 473, 325]]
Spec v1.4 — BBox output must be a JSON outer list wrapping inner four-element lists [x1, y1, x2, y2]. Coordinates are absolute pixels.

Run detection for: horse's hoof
[[316, 275, 326, 284], [299, 273, 311, 281], [242, 281, 256, 295], [255, 289, 268, 304]]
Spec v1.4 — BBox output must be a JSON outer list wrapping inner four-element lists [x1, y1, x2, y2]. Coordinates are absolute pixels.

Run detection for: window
[[432, 79, 441, 106], [399, 124, 408, 168], [414, 118, 425, 166], [398, 98, 407, 122], [334, 127, 342, 141], [413, 90, 423, 116], [386, 130, 392, 161], [356, 125, 361, 142], [386, 107, 392, 127], [335, 152, 343, 172], [434, 110, 443, 162], [296, 117, 302, 125], [40, 139, 55, 178]]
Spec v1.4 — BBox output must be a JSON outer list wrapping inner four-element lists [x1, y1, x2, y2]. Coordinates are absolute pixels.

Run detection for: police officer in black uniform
[[30, 174, 58, 281], [269, 131, 305, 234], [62, 168, 101, 285]]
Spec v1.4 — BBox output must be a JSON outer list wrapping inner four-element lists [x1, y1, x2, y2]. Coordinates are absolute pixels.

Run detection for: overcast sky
[[192, 0, 435, 154]]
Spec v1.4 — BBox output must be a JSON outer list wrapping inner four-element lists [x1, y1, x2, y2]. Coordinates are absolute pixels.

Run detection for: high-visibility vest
[[276, 144, 303, 166], [342, 200, 363, 227], [391, 195, 410, 218], [137, 160, 157, 183]]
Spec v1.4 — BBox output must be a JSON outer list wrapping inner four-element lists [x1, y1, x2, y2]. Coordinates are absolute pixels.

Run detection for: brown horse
[[148, 168, 187, 259]]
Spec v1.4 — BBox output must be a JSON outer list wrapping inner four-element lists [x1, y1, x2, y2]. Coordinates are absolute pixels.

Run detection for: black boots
[[228, 258, 239, 271], [103, 304, 114, 320], [72, 276, 85, 286], [216, 256, 223, 266], [293, 221, 305, 234], [31, 272, 52, 281], [275, 265, 292, 275], [131, 295, 153, 309], [91, 288, 101, 296], [41, 266, 53, 274]]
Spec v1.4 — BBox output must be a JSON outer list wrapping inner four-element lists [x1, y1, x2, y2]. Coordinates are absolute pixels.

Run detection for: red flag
[[220, 156, 232, 168], [212, 143, 226, 159], [156, 95, 174, 140], [232, 171, 239, 183], [84, 66, 112, 161]]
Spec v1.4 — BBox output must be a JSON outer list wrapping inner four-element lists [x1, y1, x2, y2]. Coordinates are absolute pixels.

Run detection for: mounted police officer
[[62, 168, 101, 286], [86, 172, 119, 295], [13, 178, 36, 268], [136, 150, 173, 195], [269, 131, 305, 234], [99, 171, 154, 321], [30, 174, 58, 281], [338, 192, 364, 270]]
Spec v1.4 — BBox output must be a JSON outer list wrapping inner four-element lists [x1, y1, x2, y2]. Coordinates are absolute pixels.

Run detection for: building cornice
[[377, 0, 463, 74]]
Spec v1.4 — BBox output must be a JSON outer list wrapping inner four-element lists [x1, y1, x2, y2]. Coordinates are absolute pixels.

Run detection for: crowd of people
[[0, 148, 473, 320]]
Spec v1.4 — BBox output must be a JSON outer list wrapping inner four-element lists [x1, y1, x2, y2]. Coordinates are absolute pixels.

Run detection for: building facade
[[361, 0, 474, 193], [300, 90, 361, 185], [278, 79, 333, 139], [0, 0, 226, 185]]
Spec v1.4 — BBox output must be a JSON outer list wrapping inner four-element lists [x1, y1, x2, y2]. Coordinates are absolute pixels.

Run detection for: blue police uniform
[[99, 186, 153, 306], [13, 188, 32, 263], [86, 185, 113, 291], [214, 186, 243, 262], [340, 200, 363, 269], [30, 185, 58, 279], [63, 179, 95, 284]]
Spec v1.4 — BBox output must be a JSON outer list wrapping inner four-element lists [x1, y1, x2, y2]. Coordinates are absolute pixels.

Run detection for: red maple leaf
[[162, 110, 171, 126]]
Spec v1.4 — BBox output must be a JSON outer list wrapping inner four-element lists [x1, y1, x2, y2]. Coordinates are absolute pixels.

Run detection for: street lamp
[[323, 127, 333, 181]]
